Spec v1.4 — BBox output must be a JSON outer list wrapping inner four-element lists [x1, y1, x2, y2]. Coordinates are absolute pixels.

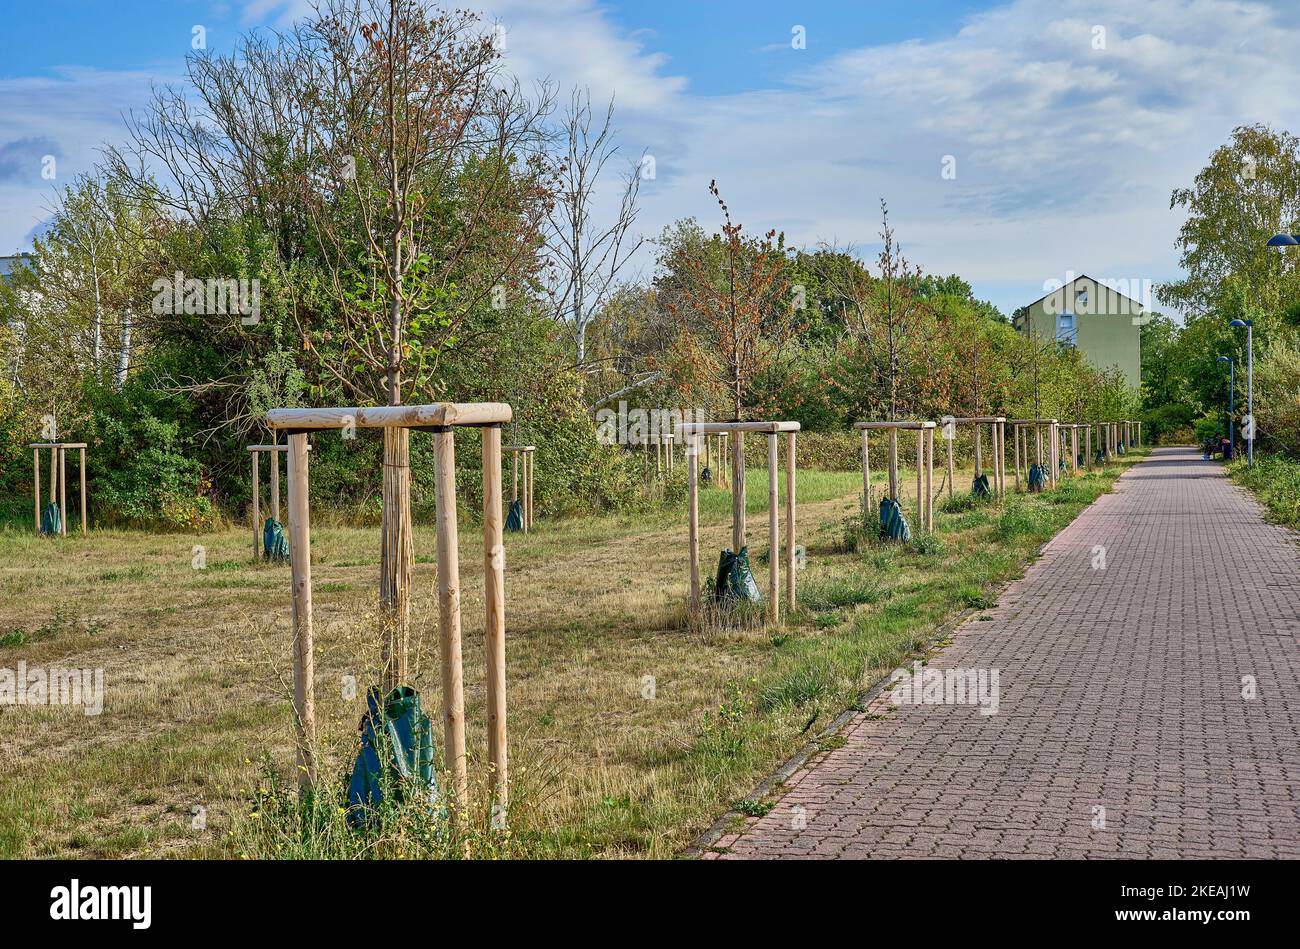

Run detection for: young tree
[[113, 0, 555, 689], [668, 180, 795, 420], [543, 88, 643, 370]]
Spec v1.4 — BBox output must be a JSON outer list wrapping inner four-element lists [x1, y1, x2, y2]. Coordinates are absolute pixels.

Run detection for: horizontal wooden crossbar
[[1006, 418, 1059, 424], [29, 442, 88, 449], [854, 421, 936, 430], [267, 403, 511, 430], [679, 420, 800, 434], [504, 445, 536, 452], [940, 416, 1006, 424]]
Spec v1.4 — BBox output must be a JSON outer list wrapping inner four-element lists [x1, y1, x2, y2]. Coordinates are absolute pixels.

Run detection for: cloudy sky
[[3, 0, 1300, 316]]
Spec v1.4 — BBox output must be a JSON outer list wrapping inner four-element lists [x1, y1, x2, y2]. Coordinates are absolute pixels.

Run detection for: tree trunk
[[379, 425, 413, 691], [379, 286, 412, 691], [115, 310, 131, 391]]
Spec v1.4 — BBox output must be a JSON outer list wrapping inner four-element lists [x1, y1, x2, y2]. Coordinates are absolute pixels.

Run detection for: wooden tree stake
[[433, 429, 468, 810], [688, 433, 700, 610], [287, 433, 316, 790], [79, 447, 87, 535], [481, 426, 508, 807], [252, 451, 261, 560], [767, 433, 779, 625], [786, 433, 796, 609]]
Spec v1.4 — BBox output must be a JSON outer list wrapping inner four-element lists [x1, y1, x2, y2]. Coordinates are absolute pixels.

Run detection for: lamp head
[[1229, 319, 1251, 327], [1266, 232, 1299, 247], [1218, 355, 1231, 362]]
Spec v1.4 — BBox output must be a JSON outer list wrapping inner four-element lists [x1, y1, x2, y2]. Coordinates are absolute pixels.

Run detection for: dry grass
[[0, 454, 1145, 858]]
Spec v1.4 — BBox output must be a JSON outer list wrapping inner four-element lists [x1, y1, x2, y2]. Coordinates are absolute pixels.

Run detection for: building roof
[[1016, 272, 1147, 317]]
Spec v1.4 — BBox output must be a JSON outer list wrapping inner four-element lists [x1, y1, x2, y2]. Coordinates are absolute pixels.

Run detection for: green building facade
[[1013, 274, 1143, 388]]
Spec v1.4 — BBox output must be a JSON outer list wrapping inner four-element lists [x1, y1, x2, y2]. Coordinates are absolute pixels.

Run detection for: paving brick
[[718, 448, 1300, 859]]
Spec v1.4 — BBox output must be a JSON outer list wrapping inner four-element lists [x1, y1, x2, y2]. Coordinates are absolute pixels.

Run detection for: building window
[[1056, 312, 1077, 347]]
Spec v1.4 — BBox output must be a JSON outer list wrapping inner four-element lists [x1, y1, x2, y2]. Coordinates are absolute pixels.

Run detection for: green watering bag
[[40, 502, 61, 535], [1027, 463, 1047, 492], [263, 517, 289, 561], [971, 474, 992, 499], [346, 686, 441, 829], [505, 499, 524, 532], [713, 547, 762, 602], [879, 496, 911, 542]]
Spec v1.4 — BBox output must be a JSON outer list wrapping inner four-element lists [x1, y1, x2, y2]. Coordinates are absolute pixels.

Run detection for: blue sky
[[4, 0, 1300, 317]]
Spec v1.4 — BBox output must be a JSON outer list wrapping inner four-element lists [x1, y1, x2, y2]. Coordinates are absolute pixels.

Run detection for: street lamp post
[[1228, 320, 1253, 467], [1217, 355, 1233, 458]]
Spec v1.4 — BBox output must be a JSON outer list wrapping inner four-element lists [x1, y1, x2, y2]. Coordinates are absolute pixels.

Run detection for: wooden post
[[667, 435, 674, 475], [767, 433, 779, 625], [252, 451, 260, 559], [1086, 426, 1092, 469], [732, 431, 746, 553], [1013, 425, 1022, 491], [656, 435, 663, 476], [48, 447, 57, 521], [993, 423, 1000, 497], [704, 434, 712, 478], [512, 449, 519, 502], [33, 449, 39, 532], [1045, 426, 1055, 491], [433, 429, 468, 810], [926, 427, 934, 532], [785, 433, 796, 609], [270, 444, 281, 523], [945, 425, 955, 499], [1071, 427, 1079, 472], [861, 429, 872, 515], [287, 433, 316, 791], [997, 422, 1006, 497], [914, 429, 924, 529], [888, 429, 899, 500], [481, 426, 508, 807], [974, 426, 983, 478], [688, 433, 700, 610], [79, 447, 87, 535], [59, 447, 67, 536], [526, 450, 534, 531]]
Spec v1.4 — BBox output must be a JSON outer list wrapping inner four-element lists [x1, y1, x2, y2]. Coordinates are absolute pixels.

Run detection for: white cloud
[[7, 0, 1300, 317], [0, 67, 170, 253]]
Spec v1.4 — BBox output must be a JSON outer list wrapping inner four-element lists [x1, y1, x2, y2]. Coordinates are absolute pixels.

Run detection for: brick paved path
[[710, 447, 1300, 858]]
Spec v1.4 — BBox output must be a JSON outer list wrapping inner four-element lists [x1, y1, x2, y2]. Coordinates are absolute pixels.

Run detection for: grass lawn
[[1228, 453, 1300, 530], [0, 451, 1148, 858]]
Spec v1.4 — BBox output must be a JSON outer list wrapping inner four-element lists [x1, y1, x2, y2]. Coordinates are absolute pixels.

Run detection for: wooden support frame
[[267, 402, 511, 813], [506, 445, 536, 532], [29, 442, 89, 536], [1006, 419, 1059, 490], [853, 421, 938, 528], [247, 443, 296, 559], [937, 417, 1007, 500], [682, 420, 799, 625], [645, 432, 676, 479]]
